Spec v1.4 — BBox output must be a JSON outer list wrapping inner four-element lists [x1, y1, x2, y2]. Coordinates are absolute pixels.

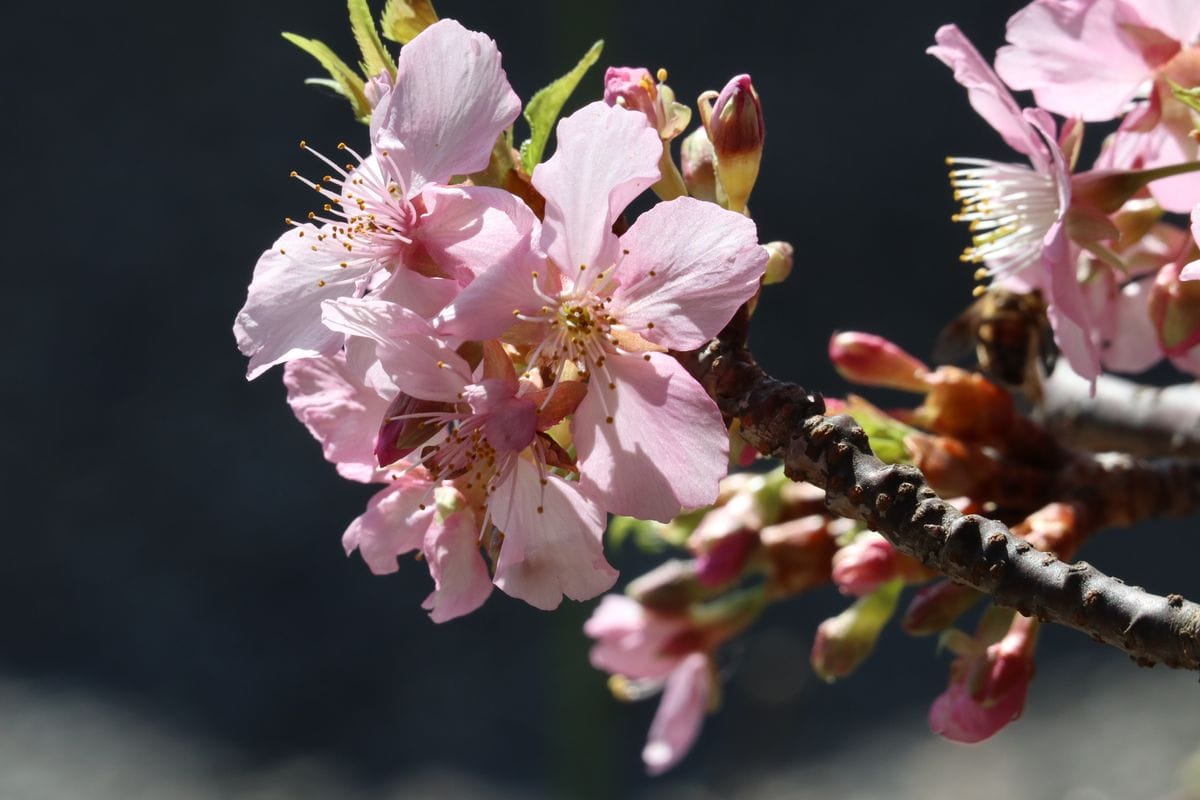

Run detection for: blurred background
[[7, 1, 1200, 797]]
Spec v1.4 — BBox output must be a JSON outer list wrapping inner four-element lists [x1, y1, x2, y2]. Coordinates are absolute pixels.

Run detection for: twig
[[680, 310, 1200, 669], [1037, 368, 1200, 458]]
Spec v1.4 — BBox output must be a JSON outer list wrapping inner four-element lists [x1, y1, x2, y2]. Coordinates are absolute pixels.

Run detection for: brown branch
[[1036, 368, 1200, 458], [681, 310, 1200, 669]]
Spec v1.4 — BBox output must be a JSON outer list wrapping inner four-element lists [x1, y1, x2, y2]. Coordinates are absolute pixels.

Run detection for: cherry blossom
[[234, 19, 524, 378]]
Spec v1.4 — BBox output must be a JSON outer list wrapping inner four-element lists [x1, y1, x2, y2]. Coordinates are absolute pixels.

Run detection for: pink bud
[[902, 580, 982, 636], [700, 74, 764, 212], [831, 533, 896, 596], [929, 615, 1038, 743], [1149, 258, 1200, 357], [829, 332, 931, 392], [694, 529, 758, 587]]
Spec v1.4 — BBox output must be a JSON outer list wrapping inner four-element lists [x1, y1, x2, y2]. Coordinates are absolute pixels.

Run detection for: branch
[[681, 310, 1200, 669], [1036, 368, 1200, 458]]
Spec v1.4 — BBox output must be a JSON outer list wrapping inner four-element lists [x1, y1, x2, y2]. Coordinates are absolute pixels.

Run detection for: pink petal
[[928, 25, 1049, 166], [610, 197, 767, 350], [1119, 0, 1200, 44], [417, 185, 541, 283], [531, 102, 661, 280], [491, 458, 617, 610], [283, 354, 391, 483], [995, 0, 1156, 121], [1043, 222, 1102, 383], [371, 19, 520, 195], [374, 266, 460, 319], [421, 508, 493, 622], [642, 653, 712, 775], [343, 478, 436, 575], [1102, 279, 1163, 372], [584, 595, 688, 680], [574, 352, 728, 522], [1184, 207, 1200, 280], [425, 186, 551, 341], [234, 224, 377, 379], [320, 298, 473, 402]]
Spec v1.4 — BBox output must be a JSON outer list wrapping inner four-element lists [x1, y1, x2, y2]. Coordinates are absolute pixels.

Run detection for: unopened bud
[[831, 532, 895, 597], [913, 366, 1014, 442], [694, 530, 758, 587], [700, 74, 763, 213], [810, 579, 902, 682], [902, 580, 983, 636], [680, 127, 718, 202], [829, 332, 931, 393], [1150, 258, 1200, 357], [761, 515, 839, 596], [929, 614, 1039, 743], [762, 241, 794, 285], [627, 559, 706, 613]]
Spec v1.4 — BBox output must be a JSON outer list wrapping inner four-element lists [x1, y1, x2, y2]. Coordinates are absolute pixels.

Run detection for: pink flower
[[603, 67, 691, 141], [930, 24, 1100, 381], [438, 102, 768, 522], [235, 19, 526, 378], [929, 615, 1039, 743], [995, 0, 1200, 211], [342, 475, 494, 623], [320, 297, 618, 610], [584, 596, 714, 774], [831, 532, 897, 597], [995, 0, 1200, 121]]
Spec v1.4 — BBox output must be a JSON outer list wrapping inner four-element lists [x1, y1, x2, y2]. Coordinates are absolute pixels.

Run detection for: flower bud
[[1012, 502, 1080, 558], [829, 332, 931, 392], [810, 579, 902, 682], [694, 530, 758, 587], [913, 367, 1015, 442], [700, 74, 763, 213], [929, 615, 1038, 743], [902, 580, 983, 636], [762, 241, 794, 285], [831, 532, 895, 597], [626, 559, 706, 614], [1149, 258, 1200, 357], [761, 515, 840, 596], [680, 127, 718, 202]]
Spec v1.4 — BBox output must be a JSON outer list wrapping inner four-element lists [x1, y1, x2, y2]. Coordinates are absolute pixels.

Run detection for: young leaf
[[380, 0, 438, 44], [519, 40, 604, 174], [1170, 80, 1200, 116], [348, 0, 396, 78], [282, 33, 371, 119]]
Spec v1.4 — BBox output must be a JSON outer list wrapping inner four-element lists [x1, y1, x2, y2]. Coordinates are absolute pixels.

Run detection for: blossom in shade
[[439, 101, 768, 522], [584, 595, 715, 774], [320, 297, 617, 610], [995, 0, 1200, 211], [235, 19, 525, 378], [929, 614, 1039, 743]]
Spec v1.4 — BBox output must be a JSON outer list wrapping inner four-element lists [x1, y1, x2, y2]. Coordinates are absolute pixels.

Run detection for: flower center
[[946, 157, 1061, 288]]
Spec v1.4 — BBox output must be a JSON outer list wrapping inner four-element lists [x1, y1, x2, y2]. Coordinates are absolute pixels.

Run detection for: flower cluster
[[235, 19, 769, 619], [932, 5, 1200, 384]]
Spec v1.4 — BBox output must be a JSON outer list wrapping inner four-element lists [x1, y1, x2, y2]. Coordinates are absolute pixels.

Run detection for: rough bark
[[682, 311, 1200, 669]]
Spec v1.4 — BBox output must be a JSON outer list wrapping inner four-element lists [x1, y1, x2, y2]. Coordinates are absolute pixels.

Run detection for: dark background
[[8, 1, 1200, 797]]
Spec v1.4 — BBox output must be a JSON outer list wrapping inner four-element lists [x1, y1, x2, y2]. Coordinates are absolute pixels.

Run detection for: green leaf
[[519, 40, 604, 174], [348, 0, 395, 78], [282, 32, 371, 120], [380, 0, 438, 44], [1170, 79, 1200, 116]]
